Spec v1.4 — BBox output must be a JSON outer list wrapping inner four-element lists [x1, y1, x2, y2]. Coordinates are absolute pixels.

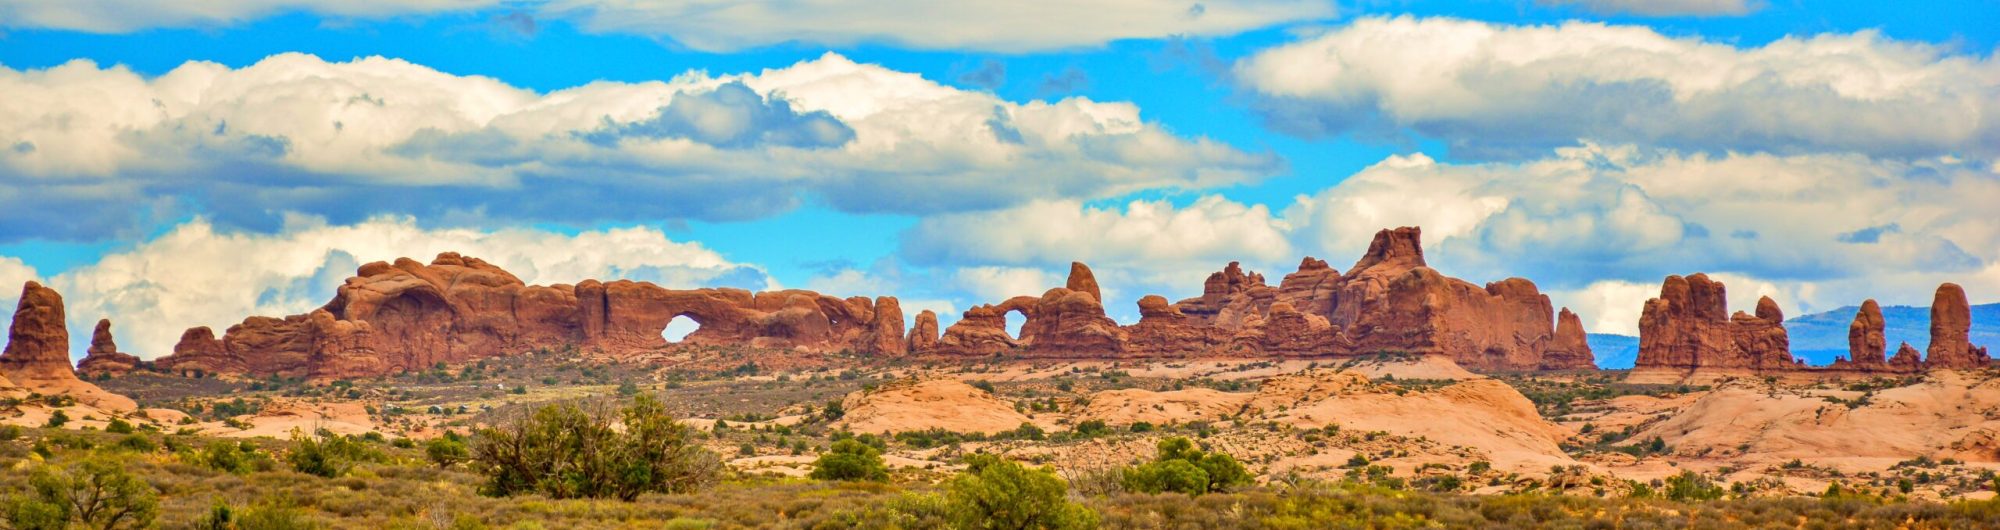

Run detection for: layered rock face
[[153, 253, 913, 379], [907, 310, 940, 353], [1927, 283, 1991, 369], [0, 282, 76, 382], [934, 227, 1593, 371], [1635, 275, 1797, 373], [0, 282, 136, 410], [77, 319, 143, 376], [1639, 278, 1987, 378]]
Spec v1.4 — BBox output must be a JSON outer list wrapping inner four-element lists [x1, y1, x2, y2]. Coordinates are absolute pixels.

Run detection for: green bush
[[286, 429, 384, 478], [2, 454, 158, 530], [1665, 470, 1724, 502], [105, 418, 135, 434], [44, 410, 68, 428], [810, 439, 890, 482], [471, 395, 720, 500], [946, 454, 1097, 530], [185, 440, 275, 474], [1120, 437, 1252, 495], [426, 437, 470, 469]]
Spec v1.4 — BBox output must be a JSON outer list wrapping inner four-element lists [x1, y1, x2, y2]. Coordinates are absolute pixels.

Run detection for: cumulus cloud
[[0, 52, 1280, 242], [904, 196, 1294, 285], [18, 215, 769, 360], [1539, 0, 1757, 17], [1235, 16, 2000, 159], [901, 145, 2000, 334], [542, 0, 1335, 52]]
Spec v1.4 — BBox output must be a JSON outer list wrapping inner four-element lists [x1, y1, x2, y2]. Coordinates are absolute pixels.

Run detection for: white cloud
[[903, 196, 1294, 276], [0, 0, 500, 33], [1235, 16, 2000, 159], [950, 267, 1064, 303], [0, 52, 1280, 241], [25, 215, 768, 360], [1539, 0, 1757, 17], [4, 1, 1334, 52]]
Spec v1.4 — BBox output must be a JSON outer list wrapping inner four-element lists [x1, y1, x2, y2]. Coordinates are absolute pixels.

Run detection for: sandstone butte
[[1631, 275, 1989, 381], [131, 226, 1596, 380], [0, 282, 136, 411]]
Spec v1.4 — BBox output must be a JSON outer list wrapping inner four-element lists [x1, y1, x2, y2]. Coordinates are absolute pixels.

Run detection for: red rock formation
[[1173, 262, 1270, 328], [908, 310, 939, 353], [0, 282, 136, 410], [1275, 257, 1340, 317], [1730, 297, 1797, 371], [1542, 308, 1595, 370], [1065, 262, 1102, 302], [1926, 283, 1990, 369], [0, 282, 75, 382], [1325, 228, 1573, 371], [1636, 274, 1796, 373], [1847, 300, 1887, 365], [1890, 342, 1924, 372], [77, 319, 142, 376], [936, 304, 1019, 355], [1125, 295, 1228, 355], [153, 252, 912, 379], [1229, 302, 1348, 357], [860, 297, 906, 356]]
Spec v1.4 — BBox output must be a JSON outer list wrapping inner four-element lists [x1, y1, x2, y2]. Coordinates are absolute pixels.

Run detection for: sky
[[1, 0, 1997, 361]]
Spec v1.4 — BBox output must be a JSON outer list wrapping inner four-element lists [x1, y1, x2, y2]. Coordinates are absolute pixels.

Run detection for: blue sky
[[1, 0, 1997, 359]]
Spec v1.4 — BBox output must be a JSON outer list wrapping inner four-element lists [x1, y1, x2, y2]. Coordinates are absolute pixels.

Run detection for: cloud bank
[[1236, 16, 2000, 159], [0, 52, 1280, 242], [6, 0, 1333, 52]]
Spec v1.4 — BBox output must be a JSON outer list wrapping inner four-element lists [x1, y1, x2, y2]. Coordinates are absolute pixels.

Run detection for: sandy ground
[[835, 378, 1033, 435]]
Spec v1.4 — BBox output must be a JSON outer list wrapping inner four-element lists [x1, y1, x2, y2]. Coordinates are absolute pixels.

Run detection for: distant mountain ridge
[[1587, 302, 2000, 369]]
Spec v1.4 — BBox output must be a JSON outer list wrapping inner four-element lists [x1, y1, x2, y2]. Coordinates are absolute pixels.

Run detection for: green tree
[[946, 454, 1097, 530], [810, 439, 890, 482], [3, 455, 158, 530], [43, 410, 68, 428], [471, 395, 720, 500]]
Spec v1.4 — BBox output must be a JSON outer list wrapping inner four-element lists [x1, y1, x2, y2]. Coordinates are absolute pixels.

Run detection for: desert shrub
[[425, 436, 470, 469], [1121, 437, 1252, 495], [810, 439, 889, 482], [0, 425, 21, 441], [44, 410, 68, 428], [287, 429, 384, 478], [1665, 470, 1725, 502], [2, 454, 158, 530], [946, 454, 1097, 530], [471, 395, 720, 500], [105, 418, 135, 434], [111, 434, 157, 453], [186, 440, 275, 474]]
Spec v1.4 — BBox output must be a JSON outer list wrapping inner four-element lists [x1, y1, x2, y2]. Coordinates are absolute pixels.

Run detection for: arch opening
[[662, 314, 700, 344]]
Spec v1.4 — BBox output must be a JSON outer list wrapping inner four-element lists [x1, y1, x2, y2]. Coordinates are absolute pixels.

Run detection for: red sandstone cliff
[[0, 282, 136, 410], [76, 319, 142, 376]]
